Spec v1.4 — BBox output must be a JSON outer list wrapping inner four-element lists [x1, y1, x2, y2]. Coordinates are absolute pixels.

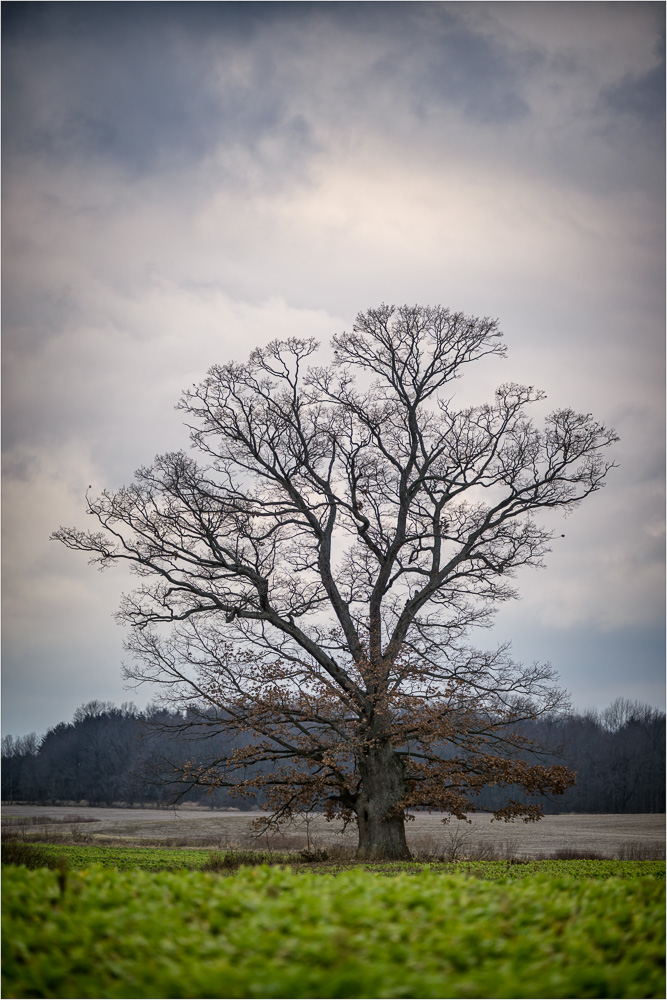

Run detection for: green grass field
[[2, 848, 664, 999], [3, 840, 665, 878]]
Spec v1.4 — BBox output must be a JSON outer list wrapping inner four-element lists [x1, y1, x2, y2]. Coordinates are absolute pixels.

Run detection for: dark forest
[[3, 698, 663, 814]]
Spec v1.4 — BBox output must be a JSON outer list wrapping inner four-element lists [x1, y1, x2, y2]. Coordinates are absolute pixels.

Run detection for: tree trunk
[[355, 744, 411, 860]]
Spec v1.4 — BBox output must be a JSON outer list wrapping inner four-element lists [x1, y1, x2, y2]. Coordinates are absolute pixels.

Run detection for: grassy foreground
[[3, 862, 665, 999]]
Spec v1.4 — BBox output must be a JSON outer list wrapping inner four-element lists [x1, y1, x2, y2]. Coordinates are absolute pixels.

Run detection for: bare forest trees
[[5, 700, 664, 814], [53, 305, 618, 859]]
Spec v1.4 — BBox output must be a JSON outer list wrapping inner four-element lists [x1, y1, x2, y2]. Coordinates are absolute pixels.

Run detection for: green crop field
[[2, 855, 664, 999], [8, 842, 219, 872], [2, 840, 666, 879]]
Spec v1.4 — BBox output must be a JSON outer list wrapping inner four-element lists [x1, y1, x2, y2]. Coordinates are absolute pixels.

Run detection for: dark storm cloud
[[595, 25, 665, 184], [2, 3, 330, 177], [3, 3, 255, 173], [404, 19, 533, 124], [2, 1, 533, 179], [3, 2, 657, 208], [602, 57, 666, 123]]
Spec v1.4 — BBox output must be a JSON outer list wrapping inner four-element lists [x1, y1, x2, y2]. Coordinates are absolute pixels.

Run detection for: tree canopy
[[54, 304, 618, 858]]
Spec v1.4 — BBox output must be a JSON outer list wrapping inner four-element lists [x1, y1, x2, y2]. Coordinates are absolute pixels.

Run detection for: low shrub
[[298, 848, 329, 862], [1, 815, 99, 828], [552, 848, 608, 861], [324, 843, 356, 862], [201, 850, 286, 872], [618, 840, 665, 861], [1, 841, 55, 869]]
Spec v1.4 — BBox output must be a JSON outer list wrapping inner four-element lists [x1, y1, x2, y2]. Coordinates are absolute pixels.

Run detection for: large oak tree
[[54, 304, 617, 859]]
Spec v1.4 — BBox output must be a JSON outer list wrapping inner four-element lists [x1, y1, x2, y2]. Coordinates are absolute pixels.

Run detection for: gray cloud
[[601, 37, 665, 123], [5, 2, 660, 187]]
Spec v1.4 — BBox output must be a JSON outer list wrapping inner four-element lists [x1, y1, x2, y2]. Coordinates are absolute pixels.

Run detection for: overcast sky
[[3, 1, 665, 738]]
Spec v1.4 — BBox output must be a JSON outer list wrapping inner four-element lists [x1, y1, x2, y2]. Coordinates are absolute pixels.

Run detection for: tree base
[[355, 809, 412, 861]]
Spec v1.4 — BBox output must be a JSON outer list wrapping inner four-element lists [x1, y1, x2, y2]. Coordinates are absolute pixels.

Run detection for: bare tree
[[53, 304, 617, 859]]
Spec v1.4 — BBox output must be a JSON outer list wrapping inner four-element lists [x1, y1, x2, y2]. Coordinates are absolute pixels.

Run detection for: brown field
[[2, 803, 664, 858]]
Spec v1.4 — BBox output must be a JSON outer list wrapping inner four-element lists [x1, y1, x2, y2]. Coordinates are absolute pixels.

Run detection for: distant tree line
[[476, 699, 665, 815], [1, 701, 259, 810], [2, 698, 664, 814]]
